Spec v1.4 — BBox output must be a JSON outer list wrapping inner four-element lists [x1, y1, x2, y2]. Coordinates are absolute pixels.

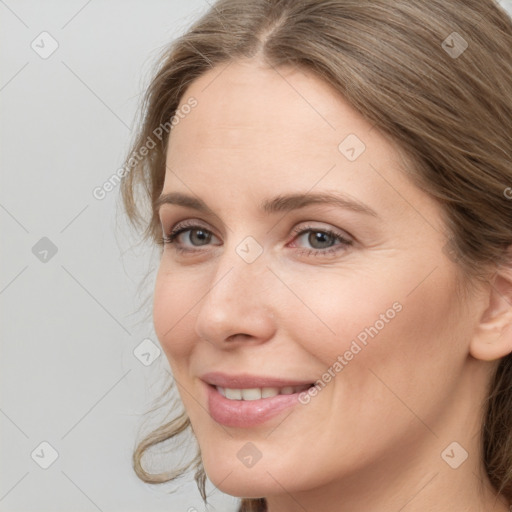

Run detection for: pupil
[[310, 231, 331, 249], [191, 229, 210, 245]]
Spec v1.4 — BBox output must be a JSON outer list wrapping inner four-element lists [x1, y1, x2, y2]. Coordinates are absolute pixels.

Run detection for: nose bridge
[[194, 238, 275, 344]]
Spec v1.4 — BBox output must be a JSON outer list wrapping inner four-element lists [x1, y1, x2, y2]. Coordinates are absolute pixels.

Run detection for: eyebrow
[[155, 191, 379, 218]]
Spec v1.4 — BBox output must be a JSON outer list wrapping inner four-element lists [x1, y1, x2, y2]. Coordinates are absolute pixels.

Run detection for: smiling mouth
[[205, 380, 316, 427], [214, 384, 313, 400]]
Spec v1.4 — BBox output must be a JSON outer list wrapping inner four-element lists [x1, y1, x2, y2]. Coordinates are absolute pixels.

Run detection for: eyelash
[[158, 220, 353, 257]]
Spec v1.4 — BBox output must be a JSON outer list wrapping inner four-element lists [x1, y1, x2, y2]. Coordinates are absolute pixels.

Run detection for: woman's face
[[153, 59, 487, 500]]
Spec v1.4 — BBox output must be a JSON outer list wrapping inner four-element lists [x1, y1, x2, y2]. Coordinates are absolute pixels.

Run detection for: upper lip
[[200, 371, 314, 389]]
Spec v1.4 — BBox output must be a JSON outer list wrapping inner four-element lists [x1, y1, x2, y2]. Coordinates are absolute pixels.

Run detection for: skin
[[153, 58, 512, 512]]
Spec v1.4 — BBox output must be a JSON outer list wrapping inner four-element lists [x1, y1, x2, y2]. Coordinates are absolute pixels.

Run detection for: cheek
[[324, 261, 467, 429], [153, 266, 196, 363], [270, 265, 407, 367], [153, 251, 465, 387], [285, 259, 465, 399], [266, 263, 466, 475]]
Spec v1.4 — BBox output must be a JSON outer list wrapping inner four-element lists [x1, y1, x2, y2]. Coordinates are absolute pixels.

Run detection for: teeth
[[261, 387, 280, 398], [241, 388, 262, 401], [225, 388, 242, 400], [218, 385, 309, 401]]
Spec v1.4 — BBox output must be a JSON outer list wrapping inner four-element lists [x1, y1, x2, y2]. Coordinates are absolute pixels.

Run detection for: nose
[[194, 244, 276, 348]]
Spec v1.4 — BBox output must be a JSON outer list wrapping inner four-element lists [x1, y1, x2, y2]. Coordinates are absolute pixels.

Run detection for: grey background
[[1, 1, 512, 511]]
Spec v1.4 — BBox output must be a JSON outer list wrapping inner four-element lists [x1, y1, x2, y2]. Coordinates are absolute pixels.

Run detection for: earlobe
[[469, 264, 512, 362]]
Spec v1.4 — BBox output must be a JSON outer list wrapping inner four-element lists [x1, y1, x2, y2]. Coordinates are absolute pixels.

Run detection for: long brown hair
[[120, 1, 512, 510]]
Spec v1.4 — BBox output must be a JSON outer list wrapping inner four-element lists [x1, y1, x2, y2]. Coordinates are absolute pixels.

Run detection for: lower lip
[[205, 383, 306, 428]]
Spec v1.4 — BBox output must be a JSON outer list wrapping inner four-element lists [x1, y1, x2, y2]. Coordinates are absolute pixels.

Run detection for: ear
[[470, 257, 512, 362]]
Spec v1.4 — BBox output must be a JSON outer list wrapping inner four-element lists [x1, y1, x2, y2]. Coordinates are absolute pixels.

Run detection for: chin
[[207, 470, 276, 499], [201, 450, 284, 498]]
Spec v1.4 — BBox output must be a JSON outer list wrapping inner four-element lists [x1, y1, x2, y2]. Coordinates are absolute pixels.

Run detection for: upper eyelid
[[158, 208, 227, 235], [292, 222, 351, 234], [160, 217, 207, 231], [166, 220, 352, 243], [167, 219, 215, 235], [166, 219, 343, 232]]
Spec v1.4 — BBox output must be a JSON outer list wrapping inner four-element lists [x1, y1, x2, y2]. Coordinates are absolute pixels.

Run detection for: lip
[[200, 371, 313, 389], [200, 372, 314, 428]]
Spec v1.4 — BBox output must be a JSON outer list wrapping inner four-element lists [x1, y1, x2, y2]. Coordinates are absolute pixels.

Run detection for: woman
[[121, 1, 512, 510]]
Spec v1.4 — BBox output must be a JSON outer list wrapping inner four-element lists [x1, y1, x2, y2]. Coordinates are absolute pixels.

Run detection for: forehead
[[162, 59, 437, 228], [168, 59, 376, 159]]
